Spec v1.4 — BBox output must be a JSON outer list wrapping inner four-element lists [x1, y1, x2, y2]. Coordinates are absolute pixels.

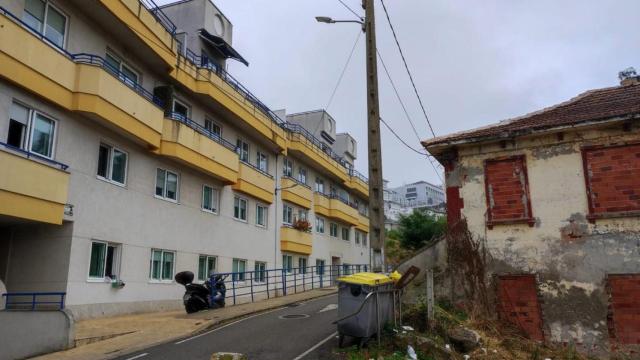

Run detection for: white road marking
[[174, 308, 282, 345], [124, 353, 148, 360], [318, 304, 338, 313], [291, 331, 338, 360]]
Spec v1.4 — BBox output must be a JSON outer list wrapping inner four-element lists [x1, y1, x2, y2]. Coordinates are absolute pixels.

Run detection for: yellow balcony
[[158, 116, 239, 184], [0, 148, 69, 225], [346, 175, 369, 199], [231, 162, 275, 204], [280, 177, 313, 209], [0, 14, 164, 148], [280, 226, 312, 255], [287, 132, 349, 183], [98, 0, 177, 68], [357, 214, 370, 233], [313, 193, 359, 226], [172, 59, 287, 151]]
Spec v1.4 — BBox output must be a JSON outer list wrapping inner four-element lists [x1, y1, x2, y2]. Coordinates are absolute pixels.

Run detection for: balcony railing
[[281, 175, 312, 190], [239, 159, 273, 179], [139, 0, 177, 36], [349, 168, 369, 183], [285, 123, 350, 167], [2, 292, 66, 310], [0, 142, 69, 170], [0, 7, 164, 108], [164, 111, 238, 151]]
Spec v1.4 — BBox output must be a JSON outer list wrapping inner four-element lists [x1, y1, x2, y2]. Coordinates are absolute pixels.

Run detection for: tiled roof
[[422, 82, 640, 148]]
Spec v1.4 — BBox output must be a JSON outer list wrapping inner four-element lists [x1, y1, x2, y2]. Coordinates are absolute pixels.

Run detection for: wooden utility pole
[[363, 0, 385, 270]]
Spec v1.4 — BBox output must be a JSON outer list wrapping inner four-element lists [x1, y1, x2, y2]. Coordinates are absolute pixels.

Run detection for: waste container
[[336, 272, 396, 345]]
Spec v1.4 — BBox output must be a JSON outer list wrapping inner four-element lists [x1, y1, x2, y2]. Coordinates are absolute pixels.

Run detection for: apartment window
[[282, 254, 293, 273], [104, 52, 140, 87], [315, 178, 325, 193], [256, 204, 268, 227], [204, 118, 222, 138], [283, 205, 293, 225], [197, 255, 217, 281], [283, 158, 293, 177], [236, 139, 249, 162], [232, 259, 246, 281], [484, 156, 533, 228], [150, 249, 175, 281], [88, 241, 120, 280], [8, 102, 57, 159], [23, 0, 67, 48], [316, 259, 325, 275], [155, 168, 179, 201], [234, 197, 248, 221], [202, 185, 219, 213], [341, 227, 350, 241], [97, 143, 128, 185], [362, 233, 368, 246], [329, 223, 338, 237], [172, 98, 190, 119], [297, 209, 308, 221], [315, 217, 325, 233], [298, 167, 307, 184], [355, 231, 361, 245], [254, 262, 267, 283], [298, 258, 308, 274], [256, 151, 268, 172]]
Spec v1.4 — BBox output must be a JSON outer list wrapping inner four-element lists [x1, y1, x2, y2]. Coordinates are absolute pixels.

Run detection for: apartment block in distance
[[0, 0, 370, 319]]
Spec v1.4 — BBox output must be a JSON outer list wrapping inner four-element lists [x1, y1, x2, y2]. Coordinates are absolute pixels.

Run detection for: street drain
[[279, 314, 310, 319]]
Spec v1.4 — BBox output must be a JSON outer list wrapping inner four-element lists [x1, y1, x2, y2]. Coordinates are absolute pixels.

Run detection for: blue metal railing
[[285, 123, 350, 166], [240, 159, 273, 179], [349, 168, 369, 184], [281, 175, 312, 190], [316, 191, 359, 210], [2, 292, 66, 310], [164, 111, 237, 151], [0, 142, 69, 170], [139, 0, 177, 36]]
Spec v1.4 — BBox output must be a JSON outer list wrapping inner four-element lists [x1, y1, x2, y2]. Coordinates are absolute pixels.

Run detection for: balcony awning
[[198, 29, 249, 66]]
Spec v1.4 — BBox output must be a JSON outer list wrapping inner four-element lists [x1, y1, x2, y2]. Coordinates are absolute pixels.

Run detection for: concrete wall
[[447, 122, 640, 353], [0, 310, 74, 360], [287, 110, 336, 143]]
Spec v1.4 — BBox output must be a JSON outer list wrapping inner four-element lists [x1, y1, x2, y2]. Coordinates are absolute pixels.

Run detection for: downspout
[[274, 154, 279, 268]]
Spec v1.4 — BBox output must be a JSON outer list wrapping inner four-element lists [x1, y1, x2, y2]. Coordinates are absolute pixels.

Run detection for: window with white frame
[[256, 151, 268, 172], [97, 143, 128, 185], [197, 255, 217, 281], [204, 118, 222, 138], [341, 227, 350, 241], [316, 259, 325, 275], [232, 258, 246, 281], [150, 249, 175, 281], [355, 231, 361, 245], [298, 167, 307, 184], [236, 139, 249, 162], [88, 241, 120, 280], [297, 209, 308, 222], [234, 196, 248, 221], [282, 254, 293, 273], [202, 185, 219, 213], [362, 233, 368, 246], [329, 223, 338, 237], [7, 102, 57, 159], [104, 51, 140, 88], [283, 158, 293, 177], [155, 168, 179, 201], [283, 204, 293, 225], [172, 98, 190, 119], [256, 204, 268, 227], [315, 217, 325, 233], [23, 0, 67, 48], [315, 178, 325, 193], [254, 261, 267, 283], [298, 257, 308, 274]]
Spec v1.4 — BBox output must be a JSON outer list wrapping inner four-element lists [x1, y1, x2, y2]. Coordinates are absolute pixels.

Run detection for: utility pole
[[363, 0, 385, 271]]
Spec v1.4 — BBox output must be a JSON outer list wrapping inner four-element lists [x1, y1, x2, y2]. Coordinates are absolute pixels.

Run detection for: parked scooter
[[175, 271, 228, 314]]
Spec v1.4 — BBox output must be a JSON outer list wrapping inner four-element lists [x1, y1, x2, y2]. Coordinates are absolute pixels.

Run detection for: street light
[[315, 16, 364, 30]]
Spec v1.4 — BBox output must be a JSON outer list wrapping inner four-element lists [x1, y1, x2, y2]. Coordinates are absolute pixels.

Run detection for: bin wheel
[[338, 333, 345, 348]]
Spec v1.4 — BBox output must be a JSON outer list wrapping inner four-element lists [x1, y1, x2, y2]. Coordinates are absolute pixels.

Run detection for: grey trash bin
[[336, 272, 395, 345]]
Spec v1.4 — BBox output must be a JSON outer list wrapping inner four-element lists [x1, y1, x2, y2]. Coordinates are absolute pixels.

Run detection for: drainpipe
[[274, 154, 279, 268]]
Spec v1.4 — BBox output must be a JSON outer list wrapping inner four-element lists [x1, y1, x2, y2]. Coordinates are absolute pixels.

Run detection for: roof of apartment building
[[422, 79, 640, 149]]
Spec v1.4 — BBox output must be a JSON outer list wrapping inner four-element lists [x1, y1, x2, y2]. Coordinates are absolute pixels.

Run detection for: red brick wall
[[496, 275, 545, 341], [484, 156, 533, 227], [607, 274, 640, 345], [583, 144, 640, 220]]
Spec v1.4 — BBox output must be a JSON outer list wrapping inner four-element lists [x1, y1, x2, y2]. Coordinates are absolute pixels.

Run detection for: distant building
[[384, 180, 445, 230], [392, 181, 445, 207]]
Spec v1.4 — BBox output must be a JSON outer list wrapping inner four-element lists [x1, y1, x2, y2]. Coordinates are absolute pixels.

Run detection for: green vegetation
[[397, 211, 446, 250]]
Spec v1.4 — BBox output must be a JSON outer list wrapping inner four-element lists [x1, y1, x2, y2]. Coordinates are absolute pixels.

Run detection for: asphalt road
[[117, 294, 344, 360]]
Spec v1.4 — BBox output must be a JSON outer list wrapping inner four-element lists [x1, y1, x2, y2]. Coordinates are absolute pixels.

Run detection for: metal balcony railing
[[164, 111, 238, 151], [0, 142, 69, 170], [281, 175, 312, 190], [239, 159, 273, 179], [139, 0, 177, 36], [349, 168, 369, 184], [2, 292, 66, 310]]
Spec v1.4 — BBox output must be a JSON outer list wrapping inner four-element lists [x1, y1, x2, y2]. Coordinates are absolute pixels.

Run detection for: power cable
[[379, 117, 428, 156], [336, 0, 363, 20]]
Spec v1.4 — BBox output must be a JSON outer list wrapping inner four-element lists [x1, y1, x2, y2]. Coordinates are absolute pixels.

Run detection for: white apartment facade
[[0, 0, 369, 318]]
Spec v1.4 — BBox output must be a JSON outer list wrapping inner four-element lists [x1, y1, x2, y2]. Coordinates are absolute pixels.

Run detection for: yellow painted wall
[[329, 198, 359, 226], [280, 178, 312, 209], [280, 226, 312, 255], [357, 214, 370, 233], [231, 162, 275, 203], [346, 177, 369, 198], [288, 136, 349, 183]]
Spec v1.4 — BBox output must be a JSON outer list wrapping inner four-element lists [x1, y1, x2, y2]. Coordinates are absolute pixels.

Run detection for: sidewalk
[[33, 288, 337, 360]]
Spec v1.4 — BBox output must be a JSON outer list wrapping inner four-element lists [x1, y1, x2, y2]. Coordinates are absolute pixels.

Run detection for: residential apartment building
[[423, 74, 640, 355], [391, 181, 445, 206], [383, 180, 445, 229], [0, 0, 369, 319]]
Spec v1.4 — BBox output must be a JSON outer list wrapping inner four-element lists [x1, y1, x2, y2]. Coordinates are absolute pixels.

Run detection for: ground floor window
[[232, 258, 247, 281], [298, 258, 308, 274], [88, 241, 120, 280], [315, 259, 325, 275], [150, 249, 175, 281], [254, 261, 267, 283], [282, 254, 293, 273], [197, 255, 217, 281]]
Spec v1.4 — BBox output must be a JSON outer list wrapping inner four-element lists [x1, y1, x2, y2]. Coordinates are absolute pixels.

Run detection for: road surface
[[117, 294, 346, 360]]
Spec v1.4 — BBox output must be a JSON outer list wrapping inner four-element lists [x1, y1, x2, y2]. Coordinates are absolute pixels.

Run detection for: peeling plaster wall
[[450, 123, 640, 353]]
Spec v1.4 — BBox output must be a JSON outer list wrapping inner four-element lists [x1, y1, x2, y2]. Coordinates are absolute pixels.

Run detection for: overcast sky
[[157, 0, 639, 188]]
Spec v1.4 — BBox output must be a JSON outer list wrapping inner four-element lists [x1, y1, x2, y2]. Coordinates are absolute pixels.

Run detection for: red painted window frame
[[484, 155, 535, 229]]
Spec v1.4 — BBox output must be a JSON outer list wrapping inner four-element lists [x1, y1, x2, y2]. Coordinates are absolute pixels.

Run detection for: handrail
[[0, 142, 69, 170], [281, 175, 312, 190], [349, 168, 369, 183], [327, 193, 359, 209], [240, 159, 273, 179], [164, 112, 237, 151], [285, 123, 350, 169], [139, 0, 177, 36], [2, 292, 66, 310]]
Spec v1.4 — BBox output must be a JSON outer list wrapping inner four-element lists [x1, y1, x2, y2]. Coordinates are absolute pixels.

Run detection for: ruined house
[[422, 74, 640, 355]]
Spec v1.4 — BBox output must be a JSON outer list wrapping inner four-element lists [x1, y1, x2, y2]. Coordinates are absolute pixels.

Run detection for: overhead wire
[[336, 0, 364, 20]]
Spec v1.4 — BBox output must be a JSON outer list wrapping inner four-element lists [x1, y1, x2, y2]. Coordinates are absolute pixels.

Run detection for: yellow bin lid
[[337, 272, 395, 286]]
